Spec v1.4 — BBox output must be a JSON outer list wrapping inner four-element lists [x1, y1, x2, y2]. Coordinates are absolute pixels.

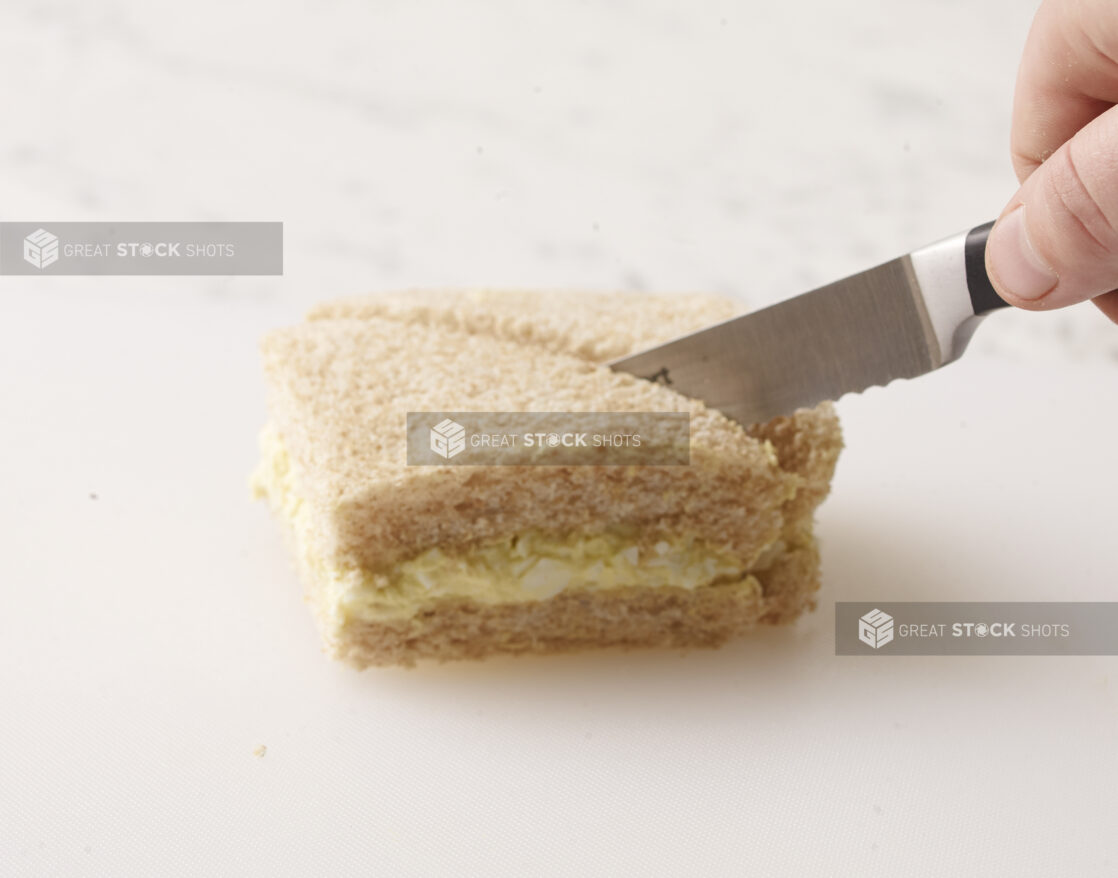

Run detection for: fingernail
[[986, 205, 1059, 301]]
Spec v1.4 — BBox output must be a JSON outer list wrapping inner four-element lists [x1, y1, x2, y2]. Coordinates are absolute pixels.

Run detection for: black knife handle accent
[[965, 220, 1011, 315]]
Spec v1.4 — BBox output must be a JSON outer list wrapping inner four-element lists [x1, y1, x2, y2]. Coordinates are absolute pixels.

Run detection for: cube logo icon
[[858, 608, 894, 649], [23, 228, 60, 269], [430, 418, 466, 459]]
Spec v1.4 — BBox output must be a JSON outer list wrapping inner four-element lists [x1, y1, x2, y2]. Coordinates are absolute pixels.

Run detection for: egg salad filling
[[253, 426, 775, 623]]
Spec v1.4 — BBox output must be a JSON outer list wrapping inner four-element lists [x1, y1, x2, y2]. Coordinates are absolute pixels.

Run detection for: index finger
[[1011, 0, 1118, 182]]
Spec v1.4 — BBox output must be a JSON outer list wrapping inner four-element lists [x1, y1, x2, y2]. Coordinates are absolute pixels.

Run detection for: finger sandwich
[[253, 291, 842, 667]]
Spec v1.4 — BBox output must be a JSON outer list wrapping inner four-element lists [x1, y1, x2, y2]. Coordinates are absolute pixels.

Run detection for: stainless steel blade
[[609, 249, 969, 426]]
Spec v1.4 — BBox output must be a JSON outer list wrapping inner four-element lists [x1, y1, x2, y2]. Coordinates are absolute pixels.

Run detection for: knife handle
[[964, 220, 1011, 315]]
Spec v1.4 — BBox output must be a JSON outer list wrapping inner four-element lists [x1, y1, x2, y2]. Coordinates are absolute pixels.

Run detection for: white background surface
[[1, 1, 1116, 875]]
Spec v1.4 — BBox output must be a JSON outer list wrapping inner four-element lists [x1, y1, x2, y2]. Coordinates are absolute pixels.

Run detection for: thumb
[[986, 103, 1118, 312]]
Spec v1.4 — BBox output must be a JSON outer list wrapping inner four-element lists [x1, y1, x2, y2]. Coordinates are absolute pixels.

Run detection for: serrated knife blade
[[609, 221, 1009, 426]]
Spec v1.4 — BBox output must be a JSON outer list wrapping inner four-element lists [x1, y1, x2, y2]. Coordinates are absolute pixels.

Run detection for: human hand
[[985, 0, 1118, 323]]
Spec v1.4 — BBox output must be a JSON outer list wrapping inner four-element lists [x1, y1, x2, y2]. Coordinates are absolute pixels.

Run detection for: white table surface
[[2, 1, 1117, 875]]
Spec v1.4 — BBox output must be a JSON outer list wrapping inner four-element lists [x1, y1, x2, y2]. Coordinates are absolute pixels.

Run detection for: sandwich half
[[253, 291, 842, 667]]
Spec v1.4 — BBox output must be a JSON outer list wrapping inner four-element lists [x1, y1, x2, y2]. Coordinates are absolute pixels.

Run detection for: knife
[[609, 220, 1009, 426]]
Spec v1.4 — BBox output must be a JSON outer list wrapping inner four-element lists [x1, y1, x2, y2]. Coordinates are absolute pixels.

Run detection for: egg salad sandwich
[[252, 291, 842, 667]]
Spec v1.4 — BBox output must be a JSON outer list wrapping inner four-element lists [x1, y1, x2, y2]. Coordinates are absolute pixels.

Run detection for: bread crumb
[[253, 744, 267, 758]]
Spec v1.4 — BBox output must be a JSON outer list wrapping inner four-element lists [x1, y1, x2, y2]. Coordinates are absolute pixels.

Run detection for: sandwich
[[253, 291, 842, 667]]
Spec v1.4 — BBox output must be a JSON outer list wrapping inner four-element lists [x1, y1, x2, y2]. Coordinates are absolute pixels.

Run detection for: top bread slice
[[306, 289, 843, 537]]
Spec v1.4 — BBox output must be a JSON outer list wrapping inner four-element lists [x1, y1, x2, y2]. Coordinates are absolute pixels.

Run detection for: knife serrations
[[609, 257, 941, 426]]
